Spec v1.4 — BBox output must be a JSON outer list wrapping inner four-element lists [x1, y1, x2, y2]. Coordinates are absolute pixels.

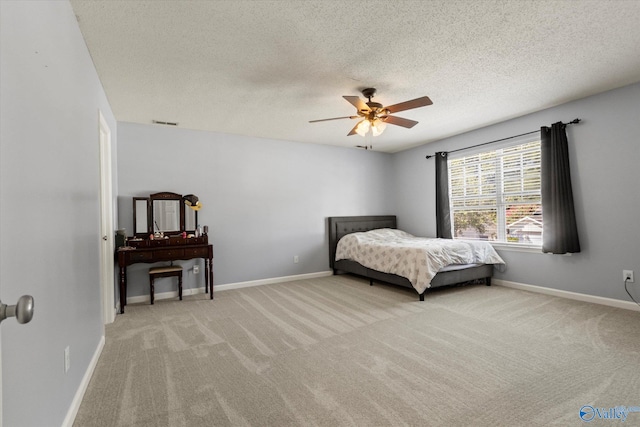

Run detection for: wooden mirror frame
[[133, 192, 199, 237], [133, 197, 150, 237]]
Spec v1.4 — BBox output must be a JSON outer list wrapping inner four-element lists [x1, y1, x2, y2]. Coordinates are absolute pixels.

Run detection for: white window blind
[[448, 138, 542, 245]]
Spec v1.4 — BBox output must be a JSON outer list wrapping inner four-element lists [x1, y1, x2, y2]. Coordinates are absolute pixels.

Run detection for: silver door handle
[[102, 235, 108, 241], [0, 295, 35, 325]]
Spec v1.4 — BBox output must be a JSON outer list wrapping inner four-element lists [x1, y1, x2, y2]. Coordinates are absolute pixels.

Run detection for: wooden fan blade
[[309, 116, 358, 123], [343, 96, 371, 113], [382, 115, 419, 128], [384, 96, 433, 114], [347, 122, 360, 136]]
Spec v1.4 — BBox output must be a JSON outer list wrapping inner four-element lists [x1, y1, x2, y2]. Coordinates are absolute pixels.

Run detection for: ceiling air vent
[[152, 120, 178, 126]]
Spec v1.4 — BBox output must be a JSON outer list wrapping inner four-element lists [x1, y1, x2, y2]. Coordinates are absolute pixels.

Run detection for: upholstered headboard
[[328, 215, 397, 269]]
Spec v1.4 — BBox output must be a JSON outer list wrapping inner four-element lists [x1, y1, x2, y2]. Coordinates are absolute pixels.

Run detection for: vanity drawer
[[128, 251, 153, 262], [184, 247, 209, 258], [155, 249, 185, 260]]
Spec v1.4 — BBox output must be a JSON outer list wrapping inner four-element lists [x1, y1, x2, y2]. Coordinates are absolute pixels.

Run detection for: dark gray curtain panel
[[540, 122, 580, 254], [435, 152, 452, 239]]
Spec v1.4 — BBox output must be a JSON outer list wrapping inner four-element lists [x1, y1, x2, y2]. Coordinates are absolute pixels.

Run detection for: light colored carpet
[[74, 275, 640, 426]]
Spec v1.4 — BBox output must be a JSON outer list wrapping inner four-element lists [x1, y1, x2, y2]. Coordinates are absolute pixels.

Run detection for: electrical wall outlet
[[64, 346, 70, 373], [193, 265, 199, 274], [623, 270, 634, 283], [293, 255, 299, 264]]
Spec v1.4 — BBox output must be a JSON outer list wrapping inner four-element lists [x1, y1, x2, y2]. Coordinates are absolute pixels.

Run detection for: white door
[[99, 111, 115, 324]]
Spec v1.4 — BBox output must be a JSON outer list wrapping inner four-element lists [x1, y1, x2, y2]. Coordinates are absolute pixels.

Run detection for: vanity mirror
[[133, 197, 149, 236], [132, 192, 198, 237]]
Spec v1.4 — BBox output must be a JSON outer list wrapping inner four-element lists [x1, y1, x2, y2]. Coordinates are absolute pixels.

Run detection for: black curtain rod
[[425, 118, 581, 159]]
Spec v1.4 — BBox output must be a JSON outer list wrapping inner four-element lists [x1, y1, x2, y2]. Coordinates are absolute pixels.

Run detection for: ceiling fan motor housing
[[361, 88, 385, 115], [361, 87, 377, 99]]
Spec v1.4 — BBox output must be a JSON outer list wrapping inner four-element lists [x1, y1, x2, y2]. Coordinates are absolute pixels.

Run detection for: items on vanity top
[[126, 235, 209, 248]]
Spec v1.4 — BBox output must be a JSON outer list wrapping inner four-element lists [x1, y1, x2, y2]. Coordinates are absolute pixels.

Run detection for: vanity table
[[117, 192, 213, 314], [117, 237, 213, 313]]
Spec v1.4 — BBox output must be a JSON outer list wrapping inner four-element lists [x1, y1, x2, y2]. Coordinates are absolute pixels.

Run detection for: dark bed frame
[[328, 215, 493, 301]]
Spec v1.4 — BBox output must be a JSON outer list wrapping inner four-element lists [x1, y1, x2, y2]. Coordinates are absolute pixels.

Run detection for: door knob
[[103, 235, 108, 241], [0, 295, 35, 325]]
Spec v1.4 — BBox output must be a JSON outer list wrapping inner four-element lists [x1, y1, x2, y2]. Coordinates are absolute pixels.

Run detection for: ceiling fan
[[309, 88, 433, 137]]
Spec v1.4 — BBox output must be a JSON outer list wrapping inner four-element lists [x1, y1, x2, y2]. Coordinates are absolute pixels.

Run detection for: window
[[448, 138, 542, 246]]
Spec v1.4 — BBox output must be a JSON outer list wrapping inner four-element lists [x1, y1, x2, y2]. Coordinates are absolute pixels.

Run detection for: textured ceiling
[[70, 0, 640, 153]]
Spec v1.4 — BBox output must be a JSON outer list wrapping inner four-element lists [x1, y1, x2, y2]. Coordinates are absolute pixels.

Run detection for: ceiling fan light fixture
[[371, 119, 387, 137], [355, 119, 370, 137]]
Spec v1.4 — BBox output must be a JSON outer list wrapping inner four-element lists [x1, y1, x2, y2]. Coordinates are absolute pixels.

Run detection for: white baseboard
[[125, 271, 334, 304], [62, 334, 105, 427], [215, 271, 333, 292], [494, 279, 640, 312], [126, 286, 207, 305]]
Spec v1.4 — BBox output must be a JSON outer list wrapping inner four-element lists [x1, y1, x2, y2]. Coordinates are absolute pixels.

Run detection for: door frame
[[99, 110, 115, 324]]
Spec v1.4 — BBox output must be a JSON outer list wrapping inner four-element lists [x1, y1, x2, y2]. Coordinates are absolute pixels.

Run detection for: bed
[[328, 215, 505, 301]]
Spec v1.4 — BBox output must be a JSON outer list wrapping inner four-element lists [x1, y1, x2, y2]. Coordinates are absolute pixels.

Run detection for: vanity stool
[[148, 266, 183, 305]]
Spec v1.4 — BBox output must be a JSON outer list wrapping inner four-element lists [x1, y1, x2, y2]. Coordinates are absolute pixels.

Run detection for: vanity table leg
[[208, 257, 214, 300], [204, 259, 209, 294], [119, 266, 127, 314]]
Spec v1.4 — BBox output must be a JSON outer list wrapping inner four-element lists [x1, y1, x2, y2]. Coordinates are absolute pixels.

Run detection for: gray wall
[[392, 82, 640, 302], [0, 1, 117, 426], [117, 123, 395, 297]]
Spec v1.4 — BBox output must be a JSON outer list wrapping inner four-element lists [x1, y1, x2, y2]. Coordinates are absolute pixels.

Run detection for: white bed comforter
[[335, 228, 505, 294]]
